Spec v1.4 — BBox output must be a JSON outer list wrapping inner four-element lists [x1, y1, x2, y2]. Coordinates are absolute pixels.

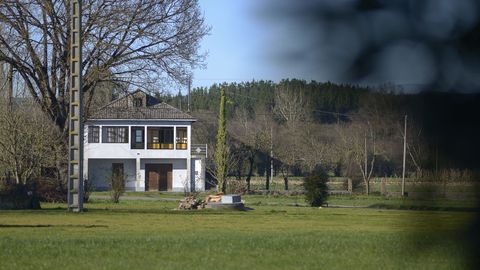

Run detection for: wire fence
[[221, 176, 479, 199]]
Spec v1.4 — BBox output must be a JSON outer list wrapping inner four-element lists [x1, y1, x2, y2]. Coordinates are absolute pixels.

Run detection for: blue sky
[[193, 0, 266, 88], [191, 0, 480, 92], [192, 0, 317, 88], [192, 0, 410, 89], [192, 0, 417, 89]]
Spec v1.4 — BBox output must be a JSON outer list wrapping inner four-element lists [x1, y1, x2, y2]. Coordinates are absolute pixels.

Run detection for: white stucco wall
[[87, 159, 136, 191], [87, 158, 194, 192], [192, 158, 205, 192]]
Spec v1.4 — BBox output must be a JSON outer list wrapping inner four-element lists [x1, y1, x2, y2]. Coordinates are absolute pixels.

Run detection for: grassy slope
[[0, 197, 477, 270]]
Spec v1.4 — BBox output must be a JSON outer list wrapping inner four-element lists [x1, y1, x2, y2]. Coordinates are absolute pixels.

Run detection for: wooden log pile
[[178, 196, 207, 210], [205, 194, 222, 203]]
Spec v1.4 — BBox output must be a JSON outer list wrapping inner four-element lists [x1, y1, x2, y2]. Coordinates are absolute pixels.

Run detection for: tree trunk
[[0, 62, 11, 102], [56, 144, 68, 191], [221, 180, 227, 194], [235, 155, 243, 181], [265, 155, 273, 191], [0, 61, 4, 92], [282, 165, 290, 191], [7, 64, 13, 105], [245, 155, 254, 192], [235, 169, 241, 181], [265, 165, 270, 192]]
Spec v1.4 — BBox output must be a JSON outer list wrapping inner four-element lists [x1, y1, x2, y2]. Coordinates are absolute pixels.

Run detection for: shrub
[[33, 177, 67, 202], [83, 178, 94, 203], [110, 172, 125, 203], [303, 166, 329, 207], [226, 179, 247, 194], [0, 183, 40, 209]]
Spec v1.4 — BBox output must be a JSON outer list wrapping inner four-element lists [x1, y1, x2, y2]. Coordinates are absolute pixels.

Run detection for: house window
[[133, 98, 142, 107], [176, 127, 187, 150], [102, 126, 128, 143], [131, 126, 144, 149], [147, 127, 174, 149], [88, 126, 99, 143]]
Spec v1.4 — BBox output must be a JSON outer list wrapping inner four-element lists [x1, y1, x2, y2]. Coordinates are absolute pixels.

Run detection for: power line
[[190, 109, 405, 124], [312, 109, 351, 117], [185, 86, 406, 122], [193, 78, 244, 80], [191, 108, 352, 118], [228, 91, 273, 102]]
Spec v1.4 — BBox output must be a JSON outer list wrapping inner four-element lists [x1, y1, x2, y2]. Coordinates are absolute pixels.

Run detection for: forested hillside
[[160, 79, 480, 190]]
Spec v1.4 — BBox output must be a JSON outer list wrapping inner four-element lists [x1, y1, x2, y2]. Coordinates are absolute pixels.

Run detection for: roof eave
[[87, 118, 197, 122]]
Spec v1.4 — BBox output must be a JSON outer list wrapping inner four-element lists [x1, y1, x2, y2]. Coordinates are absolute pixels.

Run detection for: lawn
[[0, 194, 478, 270]]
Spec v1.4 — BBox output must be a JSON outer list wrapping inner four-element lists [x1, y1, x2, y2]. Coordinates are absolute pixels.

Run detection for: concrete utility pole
[[67, 0, 84, 212], [401, 114, 407, 197]]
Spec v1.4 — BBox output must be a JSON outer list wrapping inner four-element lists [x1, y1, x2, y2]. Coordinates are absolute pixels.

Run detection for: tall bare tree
[[300, 122, 337, 172], [0, 98, 62, 184], [227, 108, 267, 191], [274, 84, 307, 190], [336, 119, 378, 195], [0, 27, 13, 103], [0, 0, 209, 134]]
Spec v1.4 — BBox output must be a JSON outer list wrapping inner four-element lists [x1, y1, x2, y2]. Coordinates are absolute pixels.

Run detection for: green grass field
[[1, 194, 478, 270]]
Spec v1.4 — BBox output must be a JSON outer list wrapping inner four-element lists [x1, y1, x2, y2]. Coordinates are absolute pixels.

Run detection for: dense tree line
[[164, 79, 368, 122], [161, 79, 480, 192]]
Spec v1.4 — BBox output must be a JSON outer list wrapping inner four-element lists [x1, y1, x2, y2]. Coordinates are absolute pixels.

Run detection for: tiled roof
[[89, 90, 195, 121]]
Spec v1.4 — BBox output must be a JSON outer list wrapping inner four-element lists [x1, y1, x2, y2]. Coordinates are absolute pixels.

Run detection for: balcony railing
[[147, 143, 174, 149], [176, 143, 188, 150], [176, 138, 187, 150]]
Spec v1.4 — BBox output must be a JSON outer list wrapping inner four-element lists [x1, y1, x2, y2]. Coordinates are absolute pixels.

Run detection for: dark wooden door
[[159, 164, 173, 191], [146, 164, 172, 191], [167, 167, 172, 191], [146, 164, 160, 191]]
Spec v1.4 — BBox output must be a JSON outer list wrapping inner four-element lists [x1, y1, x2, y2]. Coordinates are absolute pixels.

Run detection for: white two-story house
[[83, 90, 206, 192]]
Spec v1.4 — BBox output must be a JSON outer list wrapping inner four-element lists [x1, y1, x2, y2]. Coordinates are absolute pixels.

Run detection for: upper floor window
[[102, 126, 128, 143], [133, 98, 143, 107], [131, 126, 144, 149], [147, 127, 173, 149], [88, 126, 100, 143], [176, 127, 187, 150]]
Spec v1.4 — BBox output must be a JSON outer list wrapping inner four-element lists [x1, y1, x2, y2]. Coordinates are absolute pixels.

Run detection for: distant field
[[1, 194, 478, 270]]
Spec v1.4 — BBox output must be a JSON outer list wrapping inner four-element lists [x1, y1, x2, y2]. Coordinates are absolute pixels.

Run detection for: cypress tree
[[215, 87, 227, 193]]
